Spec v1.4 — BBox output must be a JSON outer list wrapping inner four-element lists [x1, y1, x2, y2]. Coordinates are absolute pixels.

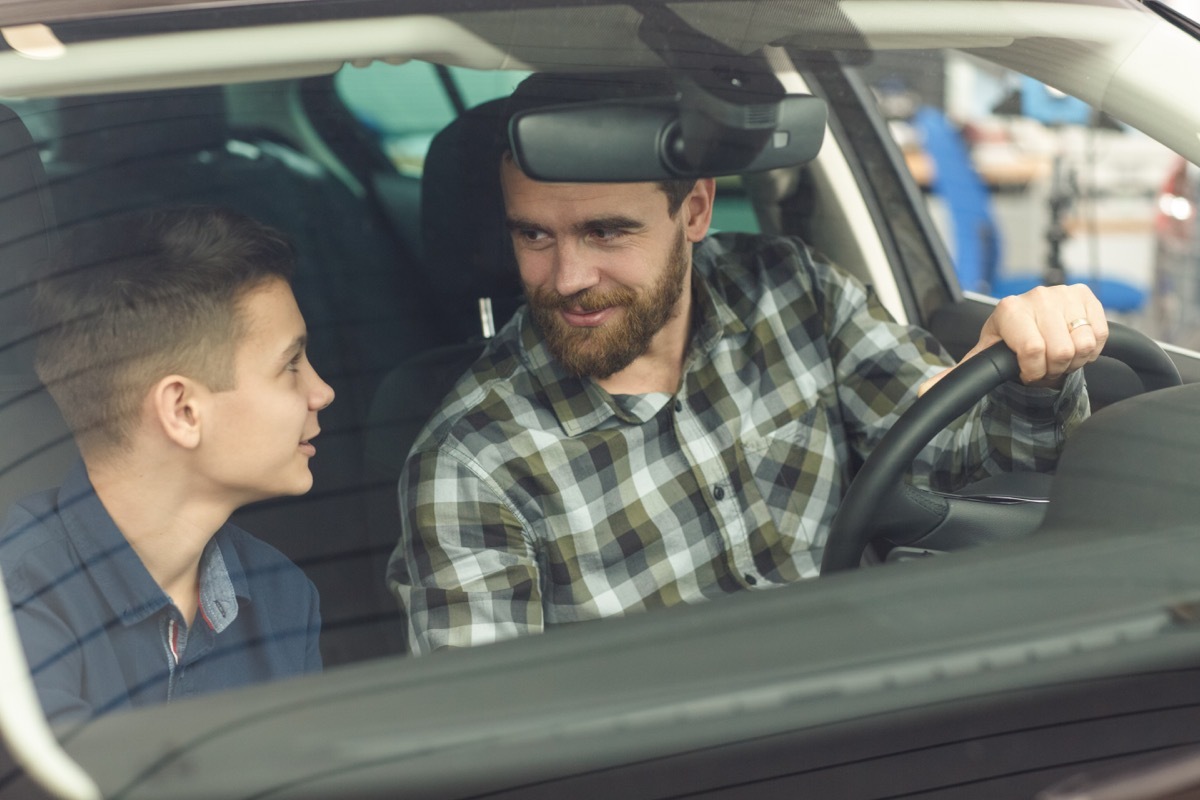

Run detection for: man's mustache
[[527, 286, 638, 312]]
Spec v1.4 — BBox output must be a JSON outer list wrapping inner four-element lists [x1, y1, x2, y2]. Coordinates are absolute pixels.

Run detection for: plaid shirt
[[390, 233, 1088, 654]]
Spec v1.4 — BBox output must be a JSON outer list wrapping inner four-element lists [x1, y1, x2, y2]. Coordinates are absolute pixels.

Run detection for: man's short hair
[[506, 71, 697, 216], [31, 206, 296, 453], [658, 179, 696, 216]]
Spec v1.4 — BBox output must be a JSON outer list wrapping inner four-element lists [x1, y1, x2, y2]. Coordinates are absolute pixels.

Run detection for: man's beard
[[527, 227, 690, 380]]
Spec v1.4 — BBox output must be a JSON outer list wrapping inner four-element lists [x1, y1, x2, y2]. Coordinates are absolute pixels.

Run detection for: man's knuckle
[[1017, 340, 1046, 360], [996, 295, 1023, 312], [1047, 344, 1074, 364]]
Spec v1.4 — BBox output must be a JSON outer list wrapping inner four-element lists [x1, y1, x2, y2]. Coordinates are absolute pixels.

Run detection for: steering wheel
[[819, 321, 1182, 574]]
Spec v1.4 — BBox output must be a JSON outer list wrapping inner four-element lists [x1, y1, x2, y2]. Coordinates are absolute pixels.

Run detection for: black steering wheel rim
[[819, 321, 1182, 574]]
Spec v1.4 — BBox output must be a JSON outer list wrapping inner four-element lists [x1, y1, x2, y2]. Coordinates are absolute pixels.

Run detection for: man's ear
[[150, 375, 203, 450], [682, 178, 716, 243]]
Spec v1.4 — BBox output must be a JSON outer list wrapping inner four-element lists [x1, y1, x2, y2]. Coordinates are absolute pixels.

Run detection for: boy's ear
[[682, 178, 716, 243], [150, 375, 203, 450]]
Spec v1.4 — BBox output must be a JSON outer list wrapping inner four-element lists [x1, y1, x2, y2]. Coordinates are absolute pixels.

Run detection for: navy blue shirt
[[0, 461, 322, 724]]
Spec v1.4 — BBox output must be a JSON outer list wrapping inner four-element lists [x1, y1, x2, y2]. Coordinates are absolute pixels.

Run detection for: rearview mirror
[[509, 93, 827, 182]]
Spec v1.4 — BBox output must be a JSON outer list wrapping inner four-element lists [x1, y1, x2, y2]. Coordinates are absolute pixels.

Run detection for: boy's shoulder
[[0, 486, 78, 584], [213, 524, 317, 599]]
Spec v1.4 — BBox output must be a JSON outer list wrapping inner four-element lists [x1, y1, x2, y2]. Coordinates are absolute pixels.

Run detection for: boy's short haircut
[[31, 206, 296, 454]]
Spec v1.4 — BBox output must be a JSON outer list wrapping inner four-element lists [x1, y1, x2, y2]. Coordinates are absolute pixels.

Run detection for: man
[[0, 207, 335, 722], [390, 73, 1105, 655]]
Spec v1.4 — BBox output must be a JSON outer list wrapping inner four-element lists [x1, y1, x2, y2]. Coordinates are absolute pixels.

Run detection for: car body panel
[[2, 0, 1200, 797]]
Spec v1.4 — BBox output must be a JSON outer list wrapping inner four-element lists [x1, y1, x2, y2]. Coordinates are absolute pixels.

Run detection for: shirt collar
[[518, 310, 623, 436], [689, 237, 749, 355], [516, 237, 748, 436], [57, 460, 245, 629], [196, 538, 242, 633]]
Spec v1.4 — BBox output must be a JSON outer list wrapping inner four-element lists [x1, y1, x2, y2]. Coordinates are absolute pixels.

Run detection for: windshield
[[1, 1, 1199, 798]]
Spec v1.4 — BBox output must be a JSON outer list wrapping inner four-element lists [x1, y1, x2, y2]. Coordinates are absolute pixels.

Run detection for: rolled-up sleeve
[[390, 444, 542, 655]]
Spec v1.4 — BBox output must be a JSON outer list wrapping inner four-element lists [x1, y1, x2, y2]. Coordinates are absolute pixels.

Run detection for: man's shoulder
[[698, 233, 832, 292], [412, 320, 556, 456], [698, 232, 857, 318]]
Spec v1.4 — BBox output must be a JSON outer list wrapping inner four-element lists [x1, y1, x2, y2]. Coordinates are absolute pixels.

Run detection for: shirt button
[[674, 400, 683, 413], [713, 486, 725, 501], [744, 573, 758, 586]]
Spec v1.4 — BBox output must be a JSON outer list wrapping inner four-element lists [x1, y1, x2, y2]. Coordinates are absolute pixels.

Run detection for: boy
[[0, 206, 334, 723]]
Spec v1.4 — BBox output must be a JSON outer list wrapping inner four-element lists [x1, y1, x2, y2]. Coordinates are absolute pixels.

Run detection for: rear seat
[[0, 104, 79, 521]]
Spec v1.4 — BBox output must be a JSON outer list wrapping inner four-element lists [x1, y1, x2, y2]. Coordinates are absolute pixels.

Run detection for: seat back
[[0, 104, 79, 520], [363, 102, 525, 656], [419, 98, 524, 343], [366, 98, 523, 480]]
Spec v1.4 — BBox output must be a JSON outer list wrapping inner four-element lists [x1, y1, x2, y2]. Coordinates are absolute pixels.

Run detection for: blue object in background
[[911, 105, 1029, 295], [911, 105, 1145, 311], [1019, 76, 1093, 127]]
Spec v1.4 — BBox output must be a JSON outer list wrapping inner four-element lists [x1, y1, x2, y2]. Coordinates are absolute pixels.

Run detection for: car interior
[[3, 41, 1198, 668]]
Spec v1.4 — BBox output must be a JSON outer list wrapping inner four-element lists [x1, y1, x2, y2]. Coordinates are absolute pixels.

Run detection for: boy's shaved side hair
[[32, 206, 296, 455]]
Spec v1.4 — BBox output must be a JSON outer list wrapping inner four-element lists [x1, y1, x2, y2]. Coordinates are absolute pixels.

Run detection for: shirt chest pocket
[[740, 404, 836, 519]]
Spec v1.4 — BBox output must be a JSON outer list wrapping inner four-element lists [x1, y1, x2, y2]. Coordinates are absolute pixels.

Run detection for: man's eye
[[518, 229, 548, 243], [590, 228, 624, 242]]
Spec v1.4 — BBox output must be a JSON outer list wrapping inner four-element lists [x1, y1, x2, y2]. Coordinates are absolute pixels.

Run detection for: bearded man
[[388, 73, 1105, 654]]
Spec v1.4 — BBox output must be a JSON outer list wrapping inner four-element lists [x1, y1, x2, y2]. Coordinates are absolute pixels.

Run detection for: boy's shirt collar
[[57, 460, 247, 631]]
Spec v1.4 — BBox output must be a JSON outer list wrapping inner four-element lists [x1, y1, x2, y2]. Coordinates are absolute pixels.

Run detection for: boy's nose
[[310, 371, 335, 410]]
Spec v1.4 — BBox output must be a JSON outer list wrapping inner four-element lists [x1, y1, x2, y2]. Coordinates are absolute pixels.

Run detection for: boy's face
[[200, 278, 334, 507]]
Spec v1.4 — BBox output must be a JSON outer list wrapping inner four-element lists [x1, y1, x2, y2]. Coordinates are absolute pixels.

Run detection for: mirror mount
[[637, 4, 786, 173], [508, 7, 828, 182]]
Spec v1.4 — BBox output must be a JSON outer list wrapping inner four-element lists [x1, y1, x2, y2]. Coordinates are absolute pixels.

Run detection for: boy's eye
[[286, 354, 302, 373], [518, 229, 549, 244]]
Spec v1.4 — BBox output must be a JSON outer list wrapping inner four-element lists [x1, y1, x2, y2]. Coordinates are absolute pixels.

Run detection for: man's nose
[[552, 241, 600, 298]]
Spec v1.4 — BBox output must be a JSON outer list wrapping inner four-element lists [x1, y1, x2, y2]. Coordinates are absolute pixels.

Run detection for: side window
[[857, 50, 1197, 348]]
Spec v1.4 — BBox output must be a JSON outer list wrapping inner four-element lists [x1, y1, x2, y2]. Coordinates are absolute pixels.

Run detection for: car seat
[[365, 98, 523, 482], [0, 104, 79, 522], [362, 99, 526, 653]]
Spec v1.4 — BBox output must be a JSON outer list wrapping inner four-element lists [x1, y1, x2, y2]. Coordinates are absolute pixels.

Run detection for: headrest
[[419, 74, 676, 342], [53, 86, 229, 166], [0, 104, 56, 360], [419, 98, 522, 342]]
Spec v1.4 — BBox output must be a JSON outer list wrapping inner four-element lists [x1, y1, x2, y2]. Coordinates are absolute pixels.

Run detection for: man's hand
[[920, 284, 1108, 396]]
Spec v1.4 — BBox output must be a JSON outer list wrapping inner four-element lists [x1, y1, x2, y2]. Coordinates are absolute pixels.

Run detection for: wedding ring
[[1067, 318, 1091, 332]]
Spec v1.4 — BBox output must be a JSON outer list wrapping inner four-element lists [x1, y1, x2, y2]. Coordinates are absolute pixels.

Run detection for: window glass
[[712, 176, 759, 234], [335, 62, 759, 233], [335, 62, 528, 176], [858, 50, 1198, 348]]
